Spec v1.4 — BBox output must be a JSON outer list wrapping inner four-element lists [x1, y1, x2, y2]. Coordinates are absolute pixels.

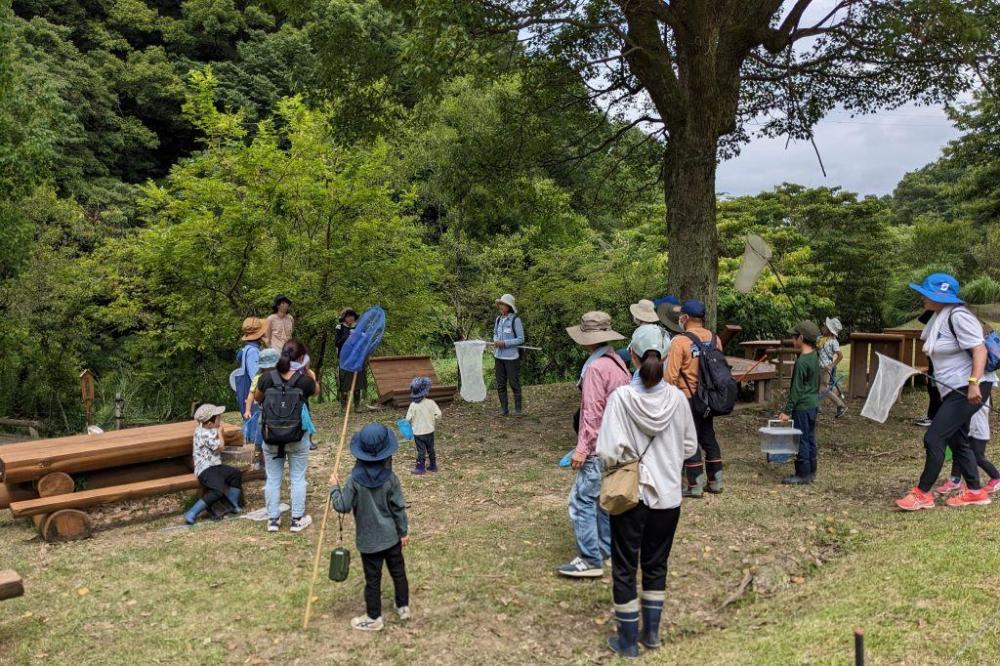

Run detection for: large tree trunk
[[663, 129, 720, 330]]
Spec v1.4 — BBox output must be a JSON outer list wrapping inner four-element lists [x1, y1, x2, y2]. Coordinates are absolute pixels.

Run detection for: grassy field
[[1, 384, 998, 665]]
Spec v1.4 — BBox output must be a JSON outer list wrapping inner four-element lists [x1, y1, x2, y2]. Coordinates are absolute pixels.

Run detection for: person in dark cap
[[665, 299, 724, 497], [335, 308, 367, 408], [778, 320, 822, 485]]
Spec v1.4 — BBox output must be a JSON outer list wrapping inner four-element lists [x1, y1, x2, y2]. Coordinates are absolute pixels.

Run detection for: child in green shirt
[[779, 320, 821, 485]]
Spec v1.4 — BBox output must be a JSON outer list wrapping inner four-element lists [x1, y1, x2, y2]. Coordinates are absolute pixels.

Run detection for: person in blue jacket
[[493, 293, 525, 416]]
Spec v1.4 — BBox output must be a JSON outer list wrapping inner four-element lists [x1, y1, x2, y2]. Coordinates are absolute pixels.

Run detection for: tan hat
[[241, 316, 268, 341], [629, 299, 659, 324], [193, 403, 225, 424], [566, 311, 625, 346], [495, 293, 517, 313]]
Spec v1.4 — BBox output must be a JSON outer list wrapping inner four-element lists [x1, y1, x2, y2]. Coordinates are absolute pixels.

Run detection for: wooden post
[[114, 393, 124, 431], [80, 369, 95, 428], [0, 570, 23, 600], [42, 509, 93, 542]]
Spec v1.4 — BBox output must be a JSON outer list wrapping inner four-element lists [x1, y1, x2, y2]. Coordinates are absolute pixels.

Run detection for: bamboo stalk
[[303, 371, 358, 630]]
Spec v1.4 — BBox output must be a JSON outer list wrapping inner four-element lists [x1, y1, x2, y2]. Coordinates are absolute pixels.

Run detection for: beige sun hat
[[240, 316, 268, 341], [495, 293, 517, 314], [629, 299, 659, 324], [566, 311, 625, 346], [193, 403, 226, 424]]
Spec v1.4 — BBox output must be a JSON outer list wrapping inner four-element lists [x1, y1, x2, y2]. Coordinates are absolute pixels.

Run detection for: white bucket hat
[[495, 293, 517, 314], [629, 299, 659, 324], [567, 311, 625, 346], [825, 317, 843, 336]]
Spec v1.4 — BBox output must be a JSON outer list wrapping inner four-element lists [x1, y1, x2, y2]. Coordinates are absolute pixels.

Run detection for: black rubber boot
[[498, 391, 509, 416]]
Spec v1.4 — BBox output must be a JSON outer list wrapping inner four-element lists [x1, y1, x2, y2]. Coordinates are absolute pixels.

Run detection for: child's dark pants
[[198, 464, 242, 507], [414, 433, 436, 466], [792, 408, 818, 479], [361, 541, 409, 619]]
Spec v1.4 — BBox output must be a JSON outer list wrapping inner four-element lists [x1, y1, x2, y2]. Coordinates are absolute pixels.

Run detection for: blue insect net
[[339, 306, 386, 373]]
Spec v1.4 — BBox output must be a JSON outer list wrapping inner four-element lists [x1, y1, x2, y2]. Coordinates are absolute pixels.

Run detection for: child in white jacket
[[596, 325, 698, 659]]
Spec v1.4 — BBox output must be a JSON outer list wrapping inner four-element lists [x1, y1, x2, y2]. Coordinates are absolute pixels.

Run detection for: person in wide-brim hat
[[654, 295, 683, 333], [567, 311, 625, 346], [350, 423, 400, 462], [495, 293, 517, 314], [629, 299, 660, 325], [241, 316, 269, 341]]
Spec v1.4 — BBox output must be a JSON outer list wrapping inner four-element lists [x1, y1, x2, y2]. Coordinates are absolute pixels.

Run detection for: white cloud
[[717, 105, 960, 197]]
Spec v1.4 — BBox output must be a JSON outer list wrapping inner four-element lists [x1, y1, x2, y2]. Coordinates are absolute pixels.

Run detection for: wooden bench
[[368, 356, 457, 408]]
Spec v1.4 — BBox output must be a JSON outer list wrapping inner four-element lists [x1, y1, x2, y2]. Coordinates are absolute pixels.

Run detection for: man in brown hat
[[558, 312, 630, 578]]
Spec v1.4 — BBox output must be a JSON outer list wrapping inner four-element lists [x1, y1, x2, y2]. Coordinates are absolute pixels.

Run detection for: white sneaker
[[267, 518, 281, 532], [351, 615, 384, 631], [289, 515, 313, 533], [396, 606, 411, 621]]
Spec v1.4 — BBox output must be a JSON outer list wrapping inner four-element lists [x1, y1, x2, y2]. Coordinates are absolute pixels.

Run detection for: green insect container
[[329, 546, 351, 582]]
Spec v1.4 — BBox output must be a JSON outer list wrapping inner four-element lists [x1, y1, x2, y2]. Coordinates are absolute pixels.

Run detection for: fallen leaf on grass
[[790, 576, 805, 585], [77, 587, 90, 597]]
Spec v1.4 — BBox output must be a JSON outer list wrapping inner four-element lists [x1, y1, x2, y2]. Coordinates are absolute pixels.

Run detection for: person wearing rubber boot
[[597, 326, 697, 658], [493, 293, 525, 416], [185, 404, 242, 524], [557, 311, 629, 579], [664, 300, 723, 497], [778, 321, 821, 485]]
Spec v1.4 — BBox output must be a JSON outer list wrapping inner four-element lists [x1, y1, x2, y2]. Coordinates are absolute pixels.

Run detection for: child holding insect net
[[330, 423, 410, 632], [818, 317, 847, 418]]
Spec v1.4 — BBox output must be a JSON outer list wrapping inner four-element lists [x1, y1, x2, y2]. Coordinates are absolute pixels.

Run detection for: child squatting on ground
[[405, 376, 442, 475], [779, 321, 821, 485], [330, 423, 411, 632], [185, 404, 243, 524]]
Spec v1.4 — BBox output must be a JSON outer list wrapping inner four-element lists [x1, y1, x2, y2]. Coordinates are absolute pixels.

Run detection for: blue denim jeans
[[568, 456, 611, 567], [263, 437, 310, 519], [793, 408, 818, 479]]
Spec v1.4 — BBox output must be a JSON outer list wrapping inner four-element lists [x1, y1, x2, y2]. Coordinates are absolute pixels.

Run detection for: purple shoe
[[411, 463, 426, 476], [428, 462, 438, 473]]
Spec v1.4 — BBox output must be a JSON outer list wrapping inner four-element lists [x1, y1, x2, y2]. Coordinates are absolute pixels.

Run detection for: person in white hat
[[185, 404, 242, 525], [557, 312, 630, 579], [493, 294, 525, 416], [818, 317, 847, 418]]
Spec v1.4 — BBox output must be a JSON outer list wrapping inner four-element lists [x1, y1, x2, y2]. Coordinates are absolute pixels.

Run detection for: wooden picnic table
[[739, 340, 782, 360], [727, 356, 777, 406]]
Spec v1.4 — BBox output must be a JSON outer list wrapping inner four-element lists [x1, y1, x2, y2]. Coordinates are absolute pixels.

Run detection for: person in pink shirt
[[557, 311, 631, 579]]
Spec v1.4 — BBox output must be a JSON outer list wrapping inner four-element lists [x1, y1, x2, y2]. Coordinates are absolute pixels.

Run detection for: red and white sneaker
[[895, 487, 936, 511], [945, 489, 992, 507], [984, 478, 1000, 495], [935, 478, 965, 496]]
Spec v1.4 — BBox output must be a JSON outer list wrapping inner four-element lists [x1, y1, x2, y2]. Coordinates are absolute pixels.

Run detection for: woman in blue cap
[[896, 273, 993, 510], [330, 423, 410, 631]]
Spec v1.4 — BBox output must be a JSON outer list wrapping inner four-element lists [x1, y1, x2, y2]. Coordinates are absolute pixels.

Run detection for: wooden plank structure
[[848, 333, 906, 399], [0, 421, 251, 542], [727, 356, 777, 406], [883, 326, 929, 386], [740, 340, 782, 360], [368, 355, 458, 408], [0, 570, 24, 600], [0, 417, 45, 445]]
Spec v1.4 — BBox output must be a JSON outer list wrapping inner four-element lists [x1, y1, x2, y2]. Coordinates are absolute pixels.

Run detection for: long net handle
[[303, 371, 358, 630], [735, 355, 770, 383]]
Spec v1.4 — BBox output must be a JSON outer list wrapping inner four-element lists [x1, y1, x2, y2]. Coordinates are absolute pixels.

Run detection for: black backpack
[[680, 333, 738, 417], [262, 370, 305, 457]]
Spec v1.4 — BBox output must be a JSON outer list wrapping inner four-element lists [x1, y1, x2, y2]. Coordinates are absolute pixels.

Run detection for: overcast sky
[[716, 104, 960, 198]]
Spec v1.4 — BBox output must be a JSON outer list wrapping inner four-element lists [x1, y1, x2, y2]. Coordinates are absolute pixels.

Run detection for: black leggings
[[684, 408, 722, 479], [610, 503, 681, 605], [361, 541, 409, 619], [926, 359, 942, 420], [198, 465, 242, 507], [918, 383, 988, 492], [951, 438, 1000, 481]]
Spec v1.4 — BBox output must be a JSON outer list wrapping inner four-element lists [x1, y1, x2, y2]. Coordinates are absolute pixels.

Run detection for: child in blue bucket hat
[[330, 423, 411, 632], [405, 376, 442, 475]]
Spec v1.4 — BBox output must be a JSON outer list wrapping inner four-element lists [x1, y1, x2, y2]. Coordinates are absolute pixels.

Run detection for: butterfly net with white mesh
[[861, 353, 920, 423], [454, 341, 488, 402]]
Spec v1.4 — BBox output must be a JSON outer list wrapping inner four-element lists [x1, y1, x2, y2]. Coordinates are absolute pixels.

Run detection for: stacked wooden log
[[0, 421, 248, 542], [0, 570, 24, 600]]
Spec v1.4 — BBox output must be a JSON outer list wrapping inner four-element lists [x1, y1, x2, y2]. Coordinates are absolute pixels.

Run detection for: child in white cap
[[185, 404, 242, 524], [818, 317, 847, 418]]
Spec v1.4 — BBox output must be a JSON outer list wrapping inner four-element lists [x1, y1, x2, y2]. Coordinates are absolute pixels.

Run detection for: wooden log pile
[[0, 570, 24, 601], [0, 421, 251, 542]]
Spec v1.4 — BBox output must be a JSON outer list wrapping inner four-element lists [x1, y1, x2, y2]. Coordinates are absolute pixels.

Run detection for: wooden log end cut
[[42, 509, 92, 543], [36, 472, 75, 497]]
